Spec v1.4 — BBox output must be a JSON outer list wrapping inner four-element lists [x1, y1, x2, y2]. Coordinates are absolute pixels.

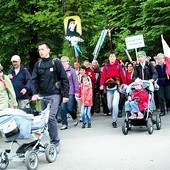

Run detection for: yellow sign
[[64, 15, 82, 36]]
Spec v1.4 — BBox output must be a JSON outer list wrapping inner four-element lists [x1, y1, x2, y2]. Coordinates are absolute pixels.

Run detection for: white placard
[[125, 34, 145, 50]]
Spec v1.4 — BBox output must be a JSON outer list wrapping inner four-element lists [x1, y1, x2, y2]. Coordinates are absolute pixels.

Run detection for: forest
[[0, 0, 170, 71]]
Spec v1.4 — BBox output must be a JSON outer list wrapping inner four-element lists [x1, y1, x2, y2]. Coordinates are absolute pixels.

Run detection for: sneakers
[[112, 122, 117, 128], [73, 118, 79, 126], [82, 124, 86, 128], [60, 124, 68, 130], [87, 123, 92, 128], [129, 114, 137, 119], [118, 111, 122, 118], [137, 112, 144, 119], [55, 143, 61, 154], [160, 111, 165, 116]]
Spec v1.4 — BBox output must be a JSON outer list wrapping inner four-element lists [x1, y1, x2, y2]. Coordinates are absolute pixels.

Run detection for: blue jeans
[[60, 94, 77, 125], [125, 100, 140, 113], [80, 106, 92, 124], [106, 87, 120, 123], [40, 94, 61, 145]]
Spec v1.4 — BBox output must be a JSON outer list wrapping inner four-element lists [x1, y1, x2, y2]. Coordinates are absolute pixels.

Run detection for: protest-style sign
[[125, 34, 145, 50]]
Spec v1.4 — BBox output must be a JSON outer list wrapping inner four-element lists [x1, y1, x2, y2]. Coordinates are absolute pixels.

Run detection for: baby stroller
[[122, 80, 161, 135], [0, 97, 57, 170]]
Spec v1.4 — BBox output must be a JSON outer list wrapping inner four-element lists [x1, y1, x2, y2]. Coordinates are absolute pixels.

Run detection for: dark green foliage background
[[0, 0, 169, 71]]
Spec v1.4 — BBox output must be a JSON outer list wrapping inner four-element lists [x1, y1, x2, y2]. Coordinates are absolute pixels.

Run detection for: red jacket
[[100, 60, 127, 86], [126, 71, 133, 85], [79, 83, 93, 106], [85, 67, 96, 87], [131, 89, 149, 111]]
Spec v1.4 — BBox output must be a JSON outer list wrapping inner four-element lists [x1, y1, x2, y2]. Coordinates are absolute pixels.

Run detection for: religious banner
[[93, 29, 108, 60], [64, 16, 83, 58]]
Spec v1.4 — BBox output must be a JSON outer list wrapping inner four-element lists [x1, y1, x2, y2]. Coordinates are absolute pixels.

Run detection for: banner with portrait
[[64, 16, 83, 58]]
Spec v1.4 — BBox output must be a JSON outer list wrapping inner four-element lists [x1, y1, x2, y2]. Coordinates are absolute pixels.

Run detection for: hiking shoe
[[160, 112, 165, 116], [118, 111, 122, 118], [60, 124, 68, 130], [73, 118, 79, 126], [112, 122, 117, 128], [82, 124, 86, 128], [87, 123, 92, 128]]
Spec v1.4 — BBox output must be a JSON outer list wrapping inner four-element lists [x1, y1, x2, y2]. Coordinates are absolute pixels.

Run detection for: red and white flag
[[161, 35, 170, 75]]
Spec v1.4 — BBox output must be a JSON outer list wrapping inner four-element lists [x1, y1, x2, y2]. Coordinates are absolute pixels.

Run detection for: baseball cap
[[137, 51, 146, 56], [11, 55, 21, 62]]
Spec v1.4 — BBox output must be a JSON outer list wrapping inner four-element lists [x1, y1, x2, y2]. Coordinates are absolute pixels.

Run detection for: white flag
[[161, 35, 170, 75]]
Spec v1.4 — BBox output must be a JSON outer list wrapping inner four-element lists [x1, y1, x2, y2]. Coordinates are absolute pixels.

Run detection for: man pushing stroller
[[125, 78, 149, 119]]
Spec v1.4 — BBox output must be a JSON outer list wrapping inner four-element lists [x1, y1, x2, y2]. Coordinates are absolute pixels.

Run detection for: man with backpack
[[31, 42, 69, 152], [100, 52, 127, 128], [8, 55, 32, 109]]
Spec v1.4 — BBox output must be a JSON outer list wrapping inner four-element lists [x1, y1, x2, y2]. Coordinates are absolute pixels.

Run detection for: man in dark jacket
[[133, 51, 158, 82], [31, 42, 69, 152], [155, 53, 170, 116], [132, 51, 158, 111], [8, 55, 32, 109]]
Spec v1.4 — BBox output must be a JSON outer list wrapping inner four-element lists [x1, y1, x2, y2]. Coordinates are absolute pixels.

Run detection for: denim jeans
[[40, 94, 61, 145], [125, 100, 140, 113], [60, 94, 77, 125], [106, 87, 120, 123], [80, 105, 92, 124]]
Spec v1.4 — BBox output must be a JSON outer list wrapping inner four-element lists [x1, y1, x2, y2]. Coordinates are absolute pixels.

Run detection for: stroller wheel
[[156, 114, 161, 130], [45, 144, 57, 163], [25, 151, 39, 170], [147, 118, 153, 134], [122, 120, 129, 135], [0, 152, 9, 170]]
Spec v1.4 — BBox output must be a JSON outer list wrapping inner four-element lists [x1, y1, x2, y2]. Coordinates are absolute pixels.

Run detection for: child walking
[[79, 75, 93, 128]]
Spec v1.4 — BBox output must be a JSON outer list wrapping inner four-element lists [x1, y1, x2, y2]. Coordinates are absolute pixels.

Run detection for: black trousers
[[158, 85, 170, 112]]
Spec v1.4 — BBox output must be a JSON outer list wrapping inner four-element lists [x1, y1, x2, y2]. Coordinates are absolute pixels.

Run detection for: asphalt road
[[1, 111, 170, 170]]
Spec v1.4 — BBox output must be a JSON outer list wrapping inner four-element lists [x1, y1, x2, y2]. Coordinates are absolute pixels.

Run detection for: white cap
[[11, 55, 21, 62]]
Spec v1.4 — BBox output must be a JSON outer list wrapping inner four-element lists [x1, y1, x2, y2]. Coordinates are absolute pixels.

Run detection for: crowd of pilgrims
[[57, 51, 170, 129], [0, 51, 169, 130]]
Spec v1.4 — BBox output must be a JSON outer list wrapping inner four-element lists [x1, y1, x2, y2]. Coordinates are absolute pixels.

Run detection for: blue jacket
[[156, 64, 170, 86], [8, 66, 32, 100]]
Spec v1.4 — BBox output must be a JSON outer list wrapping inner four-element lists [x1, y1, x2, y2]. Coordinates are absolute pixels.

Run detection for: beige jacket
[[0, 72, 18, 110]]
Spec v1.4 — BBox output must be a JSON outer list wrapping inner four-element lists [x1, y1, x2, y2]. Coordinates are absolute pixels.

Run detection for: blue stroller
[[122, 80, 161, 135], [0, 97, 57, 170]]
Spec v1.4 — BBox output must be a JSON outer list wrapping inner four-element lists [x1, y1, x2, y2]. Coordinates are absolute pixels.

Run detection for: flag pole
[[124, 49, 132, 62]]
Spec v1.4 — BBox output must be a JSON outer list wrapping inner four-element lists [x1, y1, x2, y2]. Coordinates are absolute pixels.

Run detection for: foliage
[[0, 0, 170, 71]]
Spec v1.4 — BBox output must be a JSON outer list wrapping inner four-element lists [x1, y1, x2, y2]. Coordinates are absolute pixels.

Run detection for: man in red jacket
[[100, 52, 127, 128]]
